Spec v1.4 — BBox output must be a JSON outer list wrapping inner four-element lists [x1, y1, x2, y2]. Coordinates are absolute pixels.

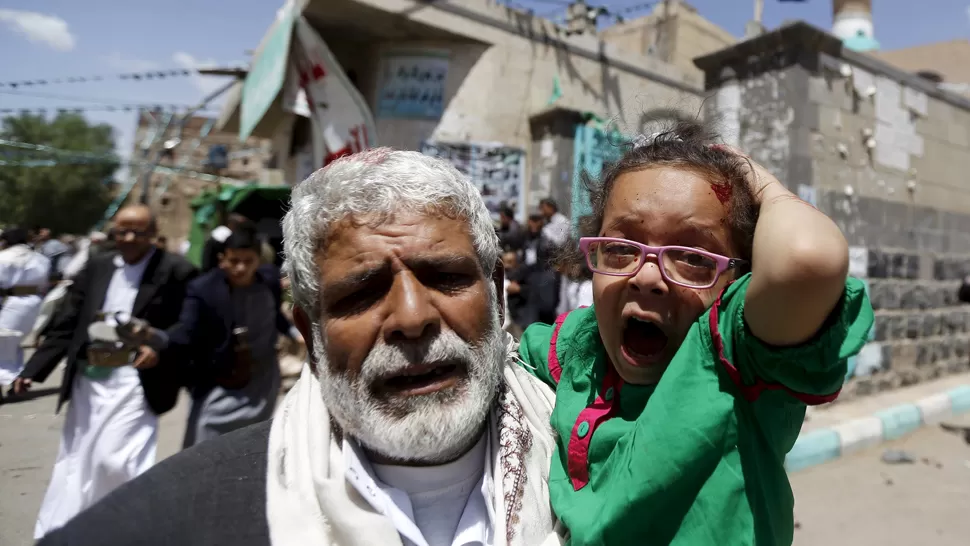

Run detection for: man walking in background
[[13, 205, 197, 539], [168, 227, 301, 447], [0, 227, 51, 403], [538, 197, 570, 249]]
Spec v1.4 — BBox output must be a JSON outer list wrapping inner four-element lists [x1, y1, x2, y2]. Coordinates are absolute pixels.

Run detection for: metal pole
[[754, 0, 764, 25], [138, 78, 240, 204]]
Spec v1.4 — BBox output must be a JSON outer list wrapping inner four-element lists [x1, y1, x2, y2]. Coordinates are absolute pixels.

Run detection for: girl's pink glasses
[[579, 237, 748, 289]]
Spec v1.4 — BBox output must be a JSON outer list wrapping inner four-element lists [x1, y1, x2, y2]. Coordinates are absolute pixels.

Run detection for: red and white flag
[[291, 17, 377, 168]]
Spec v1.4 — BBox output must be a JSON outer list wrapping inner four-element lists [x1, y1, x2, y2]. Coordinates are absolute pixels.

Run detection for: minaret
[[833, 0, 880, 52]]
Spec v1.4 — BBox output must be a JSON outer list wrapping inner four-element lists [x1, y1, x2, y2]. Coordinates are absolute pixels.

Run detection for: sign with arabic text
[[378, 51, 449, 119]]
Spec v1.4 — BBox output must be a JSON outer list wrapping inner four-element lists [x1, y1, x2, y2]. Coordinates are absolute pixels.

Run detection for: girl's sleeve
[[517, 322, 559, 388], [711, 273, 874, 403]]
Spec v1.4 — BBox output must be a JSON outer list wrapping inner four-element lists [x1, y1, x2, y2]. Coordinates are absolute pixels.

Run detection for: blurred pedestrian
[[17, 205, 197, 539], [167, 227, 302, 447], [201, 213, 254, 273], [498, 205, 525, 252], [538, 197, 570, 248], [0, 227, 50, 402]]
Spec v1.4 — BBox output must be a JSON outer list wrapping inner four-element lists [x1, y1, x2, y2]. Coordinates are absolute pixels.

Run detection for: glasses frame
[[578, 236, 748, 290]]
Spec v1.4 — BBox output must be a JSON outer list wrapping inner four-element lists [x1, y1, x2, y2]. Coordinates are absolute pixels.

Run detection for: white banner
[[291, 17, 377, 168]]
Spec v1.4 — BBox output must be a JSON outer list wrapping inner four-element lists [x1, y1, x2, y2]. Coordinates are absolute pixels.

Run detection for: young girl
[[519, 121, 873, 545]]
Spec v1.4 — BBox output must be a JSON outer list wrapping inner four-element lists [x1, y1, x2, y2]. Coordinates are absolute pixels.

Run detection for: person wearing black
[[497, 206, 525, 253], [15, 205, 197, 539], [506, 214, 560, 329], [168, 228, 302, 447]]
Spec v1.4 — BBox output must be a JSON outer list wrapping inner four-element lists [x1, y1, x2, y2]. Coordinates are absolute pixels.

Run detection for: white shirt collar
[[112, 248, 155, 271], [342, 433, 494, 546]]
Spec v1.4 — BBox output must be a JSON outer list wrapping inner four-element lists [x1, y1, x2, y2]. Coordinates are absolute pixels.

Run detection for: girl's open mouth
[[620, 318, 669, 367]]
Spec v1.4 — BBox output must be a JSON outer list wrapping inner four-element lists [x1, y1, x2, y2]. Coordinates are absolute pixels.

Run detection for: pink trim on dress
[[707, 287, 840, 406], [547, 311, 572, 384], [566, 363, 623, 490]]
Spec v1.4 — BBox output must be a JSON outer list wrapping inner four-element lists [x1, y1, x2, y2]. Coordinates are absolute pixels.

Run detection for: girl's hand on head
[[712, 144, 788, 204]]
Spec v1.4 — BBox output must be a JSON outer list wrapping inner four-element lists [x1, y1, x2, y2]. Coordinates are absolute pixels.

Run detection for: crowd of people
[[0, 118, 880, 546], [0, 207, 302, 540], [496, 199, 593, 338]]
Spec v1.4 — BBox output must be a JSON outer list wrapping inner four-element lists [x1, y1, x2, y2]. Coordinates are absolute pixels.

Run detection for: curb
[[785, 385, 970, 472]]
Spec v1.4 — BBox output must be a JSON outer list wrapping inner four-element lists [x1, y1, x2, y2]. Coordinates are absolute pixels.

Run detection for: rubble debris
[[881, 449, 915, 464]]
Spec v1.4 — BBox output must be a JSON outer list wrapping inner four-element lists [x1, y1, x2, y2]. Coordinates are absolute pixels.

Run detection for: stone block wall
[[696, 23, 970, 401], [824, 191, 970, 398]]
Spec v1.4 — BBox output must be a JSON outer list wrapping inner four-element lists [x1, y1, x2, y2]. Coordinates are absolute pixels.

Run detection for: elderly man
[[38, 149, 564, 546], [18, 205, 197, 539]]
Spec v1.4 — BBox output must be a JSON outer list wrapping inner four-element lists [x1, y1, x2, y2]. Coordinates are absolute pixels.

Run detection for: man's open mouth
[[620, 317, 669, 367], [377, 361, 464, 396]]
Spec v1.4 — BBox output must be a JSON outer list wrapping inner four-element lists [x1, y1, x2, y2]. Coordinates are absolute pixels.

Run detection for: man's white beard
[[312, 303, 505, 464]]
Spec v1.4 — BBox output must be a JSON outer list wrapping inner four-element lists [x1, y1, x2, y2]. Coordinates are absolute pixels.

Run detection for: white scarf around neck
[[266, 336, 566, 546]]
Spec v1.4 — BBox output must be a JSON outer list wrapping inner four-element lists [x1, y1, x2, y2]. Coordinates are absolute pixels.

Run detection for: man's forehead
[[316, 211, 478, 273], [114, 210, 152, 225]]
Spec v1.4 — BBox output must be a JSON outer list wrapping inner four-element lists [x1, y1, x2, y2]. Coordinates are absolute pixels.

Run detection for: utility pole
[[138, 76, 241, 204]]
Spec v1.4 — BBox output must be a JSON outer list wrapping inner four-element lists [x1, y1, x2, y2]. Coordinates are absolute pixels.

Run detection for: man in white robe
[[0, 227, 51, 402], [13, 205, 197, 539]]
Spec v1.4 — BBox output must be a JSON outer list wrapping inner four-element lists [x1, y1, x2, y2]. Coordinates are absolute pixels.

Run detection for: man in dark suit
[[13, 205, 197, 540], [169, 228, 300, 448]]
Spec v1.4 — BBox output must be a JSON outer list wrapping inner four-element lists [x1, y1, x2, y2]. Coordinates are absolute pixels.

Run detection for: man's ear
[[292, 305, 317, 373], [491, 259, 506, 327]]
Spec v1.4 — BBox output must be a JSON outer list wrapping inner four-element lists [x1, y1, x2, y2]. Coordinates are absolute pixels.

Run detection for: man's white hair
[[282, 147, 500, 317]]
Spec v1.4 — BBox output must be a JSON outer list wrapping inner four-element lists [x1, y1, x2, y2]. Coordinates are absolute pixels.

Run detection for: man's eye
[[423, 272, 472, 292], [328, 291, 380, 317]]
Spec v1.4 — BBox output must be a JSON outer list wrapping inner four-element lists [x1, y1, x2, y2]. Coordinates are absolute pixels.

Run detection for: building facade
[[127, 112, 275, 250], [217, 0, 709, 220], [696, 23, 970, 400]]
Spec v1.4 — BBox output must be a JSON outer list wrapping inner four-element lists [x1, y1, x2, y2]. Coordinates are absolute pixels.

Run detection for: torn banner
[[291, 17, 378, 168]]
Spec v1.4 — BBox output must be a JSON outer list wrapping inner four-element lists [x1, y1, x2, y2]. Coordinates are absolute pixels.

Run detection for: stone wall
[[696, 23, 970, 401]]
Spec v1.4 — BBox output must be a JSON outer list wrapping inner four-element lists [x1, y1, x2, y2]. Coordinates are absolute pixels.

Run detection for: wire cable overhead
[[0, 68, 195, 89]]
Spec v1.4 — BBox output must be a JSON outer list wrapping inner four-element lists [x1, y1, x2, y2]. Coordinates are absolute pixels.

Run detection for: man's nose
[[383, 271, 441, 343], [628, 255, 669, 296], [122, 231, 136, 242]]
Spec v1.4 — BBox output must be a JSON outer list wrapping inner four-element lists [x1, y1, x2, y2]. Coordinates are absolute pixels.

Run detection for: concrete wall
[[528, 109, 583, 218], [697, 23, 970, 401], [601, 0, 737, 90], [313, 0, 703, 211]]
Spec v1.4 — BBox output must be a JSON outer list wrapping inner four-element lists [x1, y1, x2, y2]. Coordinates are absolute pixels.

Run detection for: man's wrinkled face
[[309, 211, 505, 464]]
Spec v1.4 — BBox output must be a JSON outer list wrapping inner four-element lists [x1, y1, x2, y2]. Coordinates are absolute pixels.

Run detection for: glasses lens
[[589, 241, 642, 274], [662, 249, 718, 286]]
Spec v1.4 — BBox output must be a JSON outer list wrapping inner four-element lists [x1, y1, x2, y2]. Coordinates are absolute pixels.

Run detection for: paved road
[[2, 369, 969, 545], [0, 366, 190, 546], [792, 413, 970, 546]]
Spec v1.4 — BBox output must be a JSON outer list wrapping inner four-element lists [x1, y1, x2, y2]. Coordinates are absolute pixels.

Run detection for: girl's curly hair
[[554, 119, 760, 279]]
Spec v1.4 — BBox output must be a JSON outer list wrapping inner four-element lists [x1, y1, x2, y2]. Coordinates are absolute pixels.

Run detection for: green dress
[[518, 273, 874, 545]]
